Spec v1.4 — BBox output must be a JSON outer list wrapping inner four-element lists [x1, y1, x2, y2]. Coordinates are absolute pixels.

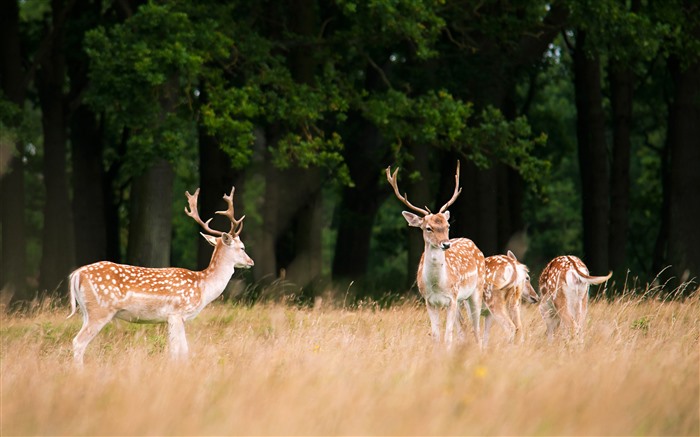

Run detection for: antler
[[438, 160, 462, 213], [385, 166, 430, 216], [218, 187, 245, 237], [185, 188, 245, 237]]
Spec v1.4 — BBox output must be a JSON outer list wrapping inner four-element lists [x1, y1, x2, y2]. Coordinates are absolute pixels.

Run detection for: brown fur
[[482, 251, 538, 346], [538, 255, 612, 341]]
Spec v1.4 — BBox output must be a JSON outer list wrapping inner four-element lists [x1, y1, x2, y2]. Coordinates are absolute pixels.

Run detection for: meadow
[[1, 288, 698, 435]]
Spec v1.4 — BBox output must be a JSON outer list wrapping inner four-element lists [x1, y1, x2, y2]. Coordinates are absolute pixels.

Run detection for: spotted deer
[[538, 255, 612, 341], [482, 250, 539, 347], [67, 187, 254, 365], [386, 161, 485, 347]]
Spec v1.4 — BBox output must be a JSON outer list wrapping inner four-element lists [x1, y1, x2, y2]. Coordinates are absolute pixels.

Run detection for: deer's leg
[[487, 305, 516, 344], [577, 292, 589, 339], [483, 312, 493, 348], [508, 300, 525, 344], [539, 300, 559, 342], [456, 308, 467, 342], [463, 296, 483, 350], [558, 304, 577, 340], [72, 313, 114, 367], [445, 298, 460, 346], [167, 315, 189, 359], [425, 300, 441, 342]]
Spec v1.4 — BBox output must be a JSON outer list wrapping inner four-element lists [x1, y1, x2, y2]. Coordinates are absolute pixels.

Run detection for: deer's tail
[[67, 270, 80, 319], [567, 256, 612, 285]]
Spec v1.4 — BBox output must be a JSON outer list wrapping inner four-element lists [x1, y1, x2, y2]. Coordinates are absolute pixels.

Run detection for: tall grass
[[1, 288, 698, 435]]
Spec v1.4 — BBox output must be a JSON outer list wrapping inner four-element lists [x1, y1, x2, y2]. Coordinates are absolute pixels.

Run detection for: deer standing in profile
[[386, 162, 485, 348], [482, 250, 539, 347], [68, 187, 254, 366], [538, 255, 612, 341]]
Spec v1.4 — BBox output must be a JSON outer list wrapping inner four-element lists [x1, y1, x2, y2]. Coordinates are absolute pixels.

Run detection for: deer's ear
[[507, 250, 517, 261], [200, 232, 218, 247], [442, 211, 450, 221], [221, 233, 233, 246], [402, 211, 423, 227]]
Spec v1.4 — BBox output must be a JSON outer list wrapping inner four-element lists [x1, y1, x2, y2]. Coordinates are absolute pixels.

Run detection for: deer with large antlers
[[67, 187, 253, 366], [538, 255, 612, 342], [387, 161, 485, 348]]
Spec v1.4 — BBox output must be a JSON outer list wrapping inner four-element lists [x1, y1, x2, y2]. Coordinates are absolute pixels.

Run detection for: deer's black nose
[[441, 241, 451, 250]]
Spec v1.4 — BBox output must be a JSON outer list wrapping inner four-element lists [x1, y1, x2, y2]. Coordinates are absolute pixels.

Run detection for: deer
[[482, 250, 539, 347], [386, 161, 485, 348], [67, 187, 254, 366], [538, 255, 612, 342]]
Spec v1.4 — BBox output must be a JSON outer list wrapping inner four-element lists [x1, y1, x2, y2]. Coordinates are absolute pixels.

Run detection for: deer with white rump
[[482, 250, 539, 347], [538, 255, 611, 341], [386, 161, 485, 348], [68, 187, 254, 366]]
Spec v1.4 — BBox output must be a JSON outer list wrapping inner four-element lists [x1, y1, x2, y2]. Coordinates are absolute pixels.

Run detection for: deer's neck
[[423, 244, 448, 289], [200, 245, 236, 305]]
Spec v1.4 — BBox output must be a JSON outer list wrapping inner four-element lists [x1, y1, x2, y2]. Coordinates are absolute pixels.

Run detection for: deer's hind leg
[[539, 298, 560, 342], [73, 310, 115, 367], [71, 281, 116, 367]]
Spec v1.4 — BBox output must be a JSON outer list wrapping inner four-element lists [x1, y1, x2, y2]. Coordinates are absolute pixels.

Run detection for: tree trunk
[[0, 0, 28, 303], [332, 119, 386, 288], [499, 166, 526, 256], [37, 3, 75, 294], [71, 106, 108, 267], [449, 157, 499, 257], [404, 142, 431, 290], [197, 113, 238, 270], [573, 30, 609, 280], [274, 0, 324, 289], [254, 148, 324, 287], [608, 59, 634, 274], [666, 55, 700, 290], [254, 151, 281, 283], [126, 158, 175, 267], [104, 128, 128, 263], [285, 187, 324, 289], [652, 136, 671, 276]]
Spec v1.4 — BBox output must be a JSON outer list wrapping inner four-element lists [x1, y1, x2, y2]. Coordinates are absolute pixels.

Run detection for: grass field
[[1, 288, 698, 435]]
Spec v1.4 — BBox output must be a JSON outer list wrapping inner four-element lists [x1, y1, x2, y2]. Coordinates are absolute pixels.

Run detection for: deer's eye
[[425, 226, 433, 232]]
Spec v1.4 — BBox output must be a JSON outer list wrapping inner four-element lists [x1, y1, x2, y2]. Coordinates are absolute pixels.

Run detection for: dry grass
[[1, 291, 698, 435]]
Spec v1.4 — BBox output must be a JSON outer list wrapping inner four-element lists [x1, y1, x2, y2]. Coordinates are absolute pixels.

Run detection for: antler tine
[[385, 166, 430, 216], [215, 187, 245, 237], [438, 160, 462, 213], [185, 188, 225, 237]]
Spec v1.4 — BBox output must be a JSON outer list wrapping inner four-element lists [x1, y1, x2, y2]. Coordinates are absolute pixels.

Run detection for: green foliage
[[464, 107, 550, 190], [571, 0, 671, 65], [85, 1, 230, 175], [362, 90, 550, 188], [631, 316, 651, 333], [334, 0, 446, 60]]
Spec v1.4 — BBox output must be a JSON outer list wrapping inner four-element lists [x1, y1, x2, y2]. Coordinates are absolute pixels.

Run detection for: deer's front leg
[[167, 315, 189, 359], [425, 300, 441, 342], [445, 298, 461, 346]]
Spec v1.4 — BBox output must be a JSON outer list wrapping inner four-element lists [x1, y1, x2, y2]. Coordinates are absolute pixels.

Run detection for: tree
[[572, 29, 610, 278], [664, 2, 700, 289], [36, 0, 76, 293], [0, 0, 28, 303]]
